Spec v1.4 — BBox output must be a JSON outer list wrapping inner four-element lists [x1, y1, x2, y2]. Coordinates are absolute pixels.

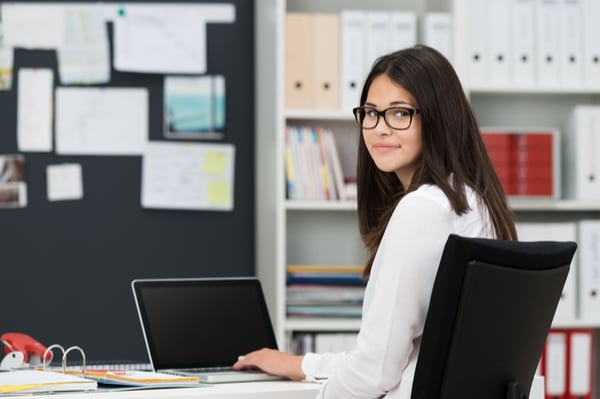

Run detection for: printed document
[[141, 141, 235, 211], [112, 4, 235, 74], [0, 21, 14, 90], [46, 163, 84, 202], [17, 68, 54, 152], [1, 3, 65, 49], [55, 87, 148, 155], [57, 5, 110, 84]]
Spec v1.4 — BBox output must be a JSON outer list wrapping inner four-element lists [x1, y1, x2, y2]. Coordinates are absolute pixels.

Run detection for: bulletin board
[[0, 0, 255, 364]]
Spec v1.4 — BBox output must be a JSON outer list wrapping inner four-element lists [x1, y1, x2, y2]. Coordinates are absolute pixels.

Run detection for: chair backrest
[[410, 234, 577, 399]]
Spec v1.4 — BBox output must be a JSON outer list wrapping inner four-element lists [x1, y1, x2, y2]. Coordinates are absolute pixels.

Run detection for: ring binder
[[43, 344, 87, 376], [39, 345, 196, 388], [42, 344, 64, 368]]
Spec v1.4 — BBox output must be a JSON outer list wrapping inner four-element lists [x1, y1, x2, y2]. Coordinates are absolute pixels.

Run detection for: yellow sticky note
[[207, 182, 230, 205], [203, 151, 228, 175]]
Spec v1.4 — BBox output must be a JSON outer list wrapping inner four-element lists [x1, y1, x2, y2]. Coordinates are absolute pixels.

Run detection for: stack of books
[[286, 265, 366, 318], [481, 129, 557, 198]]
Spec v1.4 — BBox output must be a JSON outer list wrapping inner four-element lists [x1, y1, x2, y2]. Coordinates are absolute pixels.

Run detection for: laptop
[[131, 277, 284, 383]]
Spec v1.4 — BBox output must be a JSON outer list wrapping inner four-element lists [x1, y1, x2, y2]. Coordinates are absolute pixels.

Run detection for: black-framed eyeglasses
[[352, 106, 420, 130]]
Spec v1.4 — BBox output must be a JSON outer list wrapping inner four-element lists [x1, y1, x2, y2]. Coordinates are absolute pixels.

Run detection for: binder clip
[[0, 332, 51, 370]]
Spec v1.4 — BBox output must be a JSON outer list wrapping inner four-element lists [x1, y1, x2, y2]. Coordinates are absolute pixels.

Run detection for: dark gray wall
[[0, 0, 255, 363]]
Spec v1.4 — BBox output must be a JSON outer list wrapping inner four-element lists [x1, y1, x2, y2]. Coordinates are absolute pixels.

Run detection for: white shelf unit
[[452, 1, 600, 397], [285, 200, 356, 211], [285, 110, 352, 121], [256, 0, 600, 369], [255, 0, 446, 347], [286, 199, 600, 213], [552, 319, 600, 330], [285, 318, 362, 332]]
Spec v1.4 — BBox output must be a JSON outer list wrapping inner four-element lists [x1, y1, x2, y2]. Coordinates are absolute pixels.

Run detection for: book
[[0, 369, 97, 394], [286, 264, 364, 273], [286, 284, 365, 305], [287, 305, 362, 318], [321, 129, 346, 200], [286, 265, 366, 313], [286, 274, 365, 285], [285, 126, 348, 201]]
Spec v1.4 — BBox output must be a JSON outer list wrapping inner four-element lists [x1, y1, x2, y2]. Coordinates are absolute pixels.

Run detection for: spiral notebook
[[131, 277, 283, 383]]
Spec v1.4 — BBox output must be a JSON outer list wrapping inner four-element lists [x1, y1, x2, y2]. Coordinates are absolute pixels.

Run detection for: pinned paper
[[46, 163, 83, 201], [114, 11, 206, 74], [17, 68, 54, 152], [141, 141, 235, 211], [0, 22, 14, 90], [55, 87, 148, 155], [1, 3, 65, 49], [0, 50, 13, 90], [112, 4, 235, 74], [57, 5, 110, 85]]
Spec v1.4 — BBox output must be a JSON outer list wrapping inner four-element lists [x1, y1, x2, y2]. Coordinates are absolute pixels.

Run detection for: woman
[[233, 45, 517, 398]]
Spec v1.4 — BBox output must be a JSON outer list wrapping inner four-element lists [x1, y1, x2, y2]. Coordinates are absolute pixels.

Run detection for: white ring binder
[[42, 344, 64, 370], [62, 346, 86, 376], [42, 344, 87, 375]]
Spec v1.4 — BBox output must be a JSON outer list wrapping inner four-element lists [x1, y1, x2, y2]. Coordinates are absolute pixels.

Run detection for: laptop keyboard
[[179, 366, 234, 373]]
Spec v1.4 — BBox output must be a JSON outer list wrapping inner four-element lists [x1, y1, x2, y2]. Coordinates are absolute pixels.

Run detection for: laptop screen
[[132, 278, 278, 370]]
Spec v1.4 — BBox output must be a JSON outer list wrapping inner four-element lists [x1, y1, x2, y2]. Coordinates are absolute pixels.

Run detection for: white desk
[[18, 381, 321, 399], [16, 376, 545, 398]]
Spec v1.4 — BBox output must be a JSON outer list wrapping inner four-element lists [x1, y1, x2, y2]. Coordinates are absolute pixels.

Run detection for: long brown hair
[[357, 45, 517, 277]]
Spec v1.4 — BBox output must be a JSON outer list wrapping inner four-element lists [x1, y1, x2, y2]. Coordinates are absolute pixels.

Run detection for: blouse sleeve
[[302, 192, 455, 398]]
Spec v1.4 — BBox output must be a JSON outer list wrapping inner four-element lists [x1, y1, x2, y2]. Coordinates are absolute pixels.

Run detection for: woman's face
[[362, 74, 423, 187]]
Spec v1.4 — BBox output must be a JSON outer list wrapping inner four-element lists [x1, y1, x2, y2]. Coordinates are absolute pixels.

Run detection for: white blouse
[[301, 184, 495, 399]]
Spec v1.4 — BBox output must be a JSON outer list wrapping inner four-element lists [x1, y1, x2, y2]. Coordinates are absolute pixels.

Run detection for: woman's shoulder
[[392, 183, 488, 232], [411, 183, 445, 196], [398, 183, 482, 218], [404, 183, 479, 206], [392, 184, 452, 222], [402, 184, 450, 209]]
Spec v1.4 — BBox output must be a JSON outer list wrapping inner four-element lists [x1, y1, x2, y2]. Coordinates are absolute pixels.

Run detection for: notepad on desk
[[0, 369, 97, 394], [66, 369, 200, 387]]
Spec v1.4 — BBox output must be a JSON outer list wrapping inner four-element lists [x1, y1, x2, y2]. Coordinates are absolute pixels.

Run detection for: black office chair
[[410, 234, 577, 399]]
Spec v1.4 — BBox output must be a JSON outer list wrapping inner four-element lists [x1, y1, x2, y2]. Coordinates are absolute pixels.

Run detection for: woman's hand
[[233, 348, 306, 381]]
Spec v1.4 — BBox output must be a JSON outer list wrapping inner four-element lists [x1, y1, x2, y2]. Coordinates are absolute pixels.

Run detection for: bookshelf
[[256, 3, 600, 388], [452, 0, 600, 322], [453, 1, 600, 397], [255, 0, 450, 349]]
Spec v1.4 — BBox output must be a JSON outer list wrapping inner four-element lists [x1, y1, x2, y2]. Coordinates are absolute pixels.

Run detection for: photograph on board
[[164, 75, 226, 140], [0, 154, 27, 208]]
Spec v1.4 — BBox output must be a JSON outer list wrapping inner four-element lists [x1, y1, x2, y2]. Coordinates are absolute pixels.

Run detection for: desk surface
[[16, 380, 321, 399], [14, 375, 545, 399]]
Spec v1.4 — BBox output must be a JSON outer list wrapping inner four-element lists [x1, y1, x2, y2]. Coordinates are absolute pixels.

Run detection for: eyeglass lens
[[355, 107, 415, 130]]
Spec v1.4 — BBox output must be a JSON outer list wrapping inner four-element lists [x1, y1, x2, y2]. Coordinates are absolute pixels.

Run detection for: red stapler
[[1, 332, 51, 365]]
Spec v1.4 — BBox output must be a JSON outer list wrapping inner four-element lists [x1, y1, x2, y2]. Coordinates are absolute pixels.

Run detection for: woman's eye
[[366, 110, 378, 117]]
